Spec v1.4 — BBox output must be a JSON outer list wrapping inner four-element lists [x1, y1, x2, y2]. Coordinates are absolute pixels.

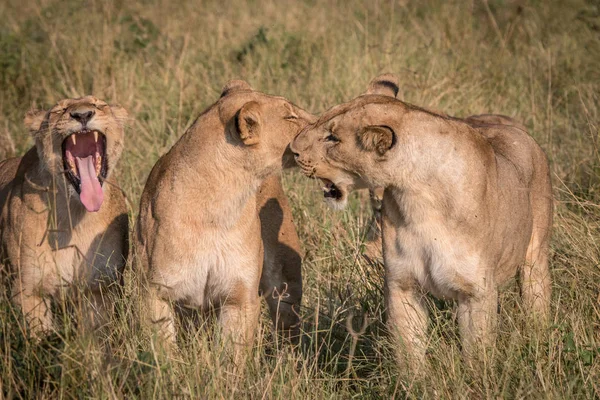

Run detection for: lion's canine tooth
[[71, 135, 77, 145], [94, 131, 98, 142]]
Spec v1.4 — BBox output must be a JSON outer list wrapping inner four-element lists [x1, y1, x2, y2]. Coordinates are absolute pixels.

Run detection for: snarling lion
[[291, 74, 552, 367], [0, 96, 129, 337]]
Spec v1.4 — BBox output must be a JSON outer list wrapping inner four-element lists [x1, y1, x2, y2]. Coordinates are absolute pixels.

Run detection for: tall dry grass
[[0, 0, 598, 398]]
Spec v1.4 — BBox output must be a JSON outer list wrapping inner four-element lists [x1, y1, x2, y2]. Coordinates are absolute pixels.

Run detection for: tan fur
[[366, 114, 529, 257], [291, 74, 552, 367], [136, 80, 314, 357], [0, 96, 129, 337]]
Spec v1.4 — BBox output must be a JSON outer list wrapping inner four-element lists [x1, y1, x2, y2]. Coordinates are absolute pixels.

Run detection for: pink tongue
[[76, 156, 104, 212]]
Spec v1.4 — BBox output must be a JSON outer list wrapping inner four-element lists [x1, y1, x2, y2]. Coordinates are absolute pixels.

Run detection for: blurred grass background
[[0, 0, 599, 398]]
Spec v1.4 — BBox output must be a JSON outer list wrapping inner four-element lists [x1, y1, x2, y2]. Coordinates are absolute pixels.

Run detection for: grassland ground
[[0, 0, 599, 398]]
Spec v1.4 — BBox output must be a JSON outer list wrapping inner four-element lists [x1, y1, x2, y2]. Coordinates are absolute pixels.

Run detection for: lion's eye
[[325, 133, 340, 143], [284, 114, 298, 120]]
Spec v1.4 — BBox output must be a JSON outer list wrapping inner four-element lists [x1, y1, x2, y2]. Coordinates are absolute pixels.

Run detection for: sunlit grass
[[0, 0, 598, 398]]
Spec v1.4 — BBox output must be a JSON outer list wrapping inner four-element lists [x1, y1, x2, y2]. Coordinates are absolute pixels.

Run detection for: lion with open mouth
[[61, 122, 109, 212], [291, 74, 552, 369], [0, 96, 129, 337]]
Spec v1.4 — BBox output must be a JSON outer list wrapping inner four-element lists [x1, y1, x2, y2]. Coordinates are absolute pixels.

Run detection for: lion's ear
[[24, 110, 47, 133], [235, 101, 262, 146], [221, 79, 253, 98], [110, 104, 129, 122], [359, 125, 395, 156], [365, 74, 399, 98]]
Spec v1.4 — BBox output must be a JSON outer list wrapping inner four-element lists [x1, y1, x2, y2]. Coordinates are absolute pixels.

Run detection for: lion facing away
[[291, 74, 552, 368], [136, 80, 314, 359], [0, 96, 129, 337]]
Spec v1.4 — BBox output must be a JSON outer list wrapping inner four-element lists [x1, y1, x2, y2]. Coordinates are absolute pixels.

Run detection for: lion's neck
[[174, 143, 264, 229], [384, 116, 492, 224], [388, 115, 486, 188], [169, 118, 280, 229]]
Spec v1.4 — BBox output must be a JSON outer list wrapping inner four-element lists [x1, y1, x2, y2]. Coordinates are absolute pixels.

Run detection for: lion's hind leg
[[521, 225, 551, 325], [520, 168, 552, 325]]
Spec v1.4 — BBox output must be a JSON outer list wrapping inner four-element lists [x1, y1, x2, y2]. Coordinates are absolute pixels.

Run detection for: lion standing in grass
[[136, 80, 314, 358], [0, 96, 129, 337], [291, 74, 552, 368]]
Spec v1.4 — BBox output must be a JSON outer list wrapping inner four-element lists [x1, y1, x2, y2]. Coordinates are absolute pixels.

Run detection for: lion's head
[[25, 96, 128, 212], [291, 74, 400, 209], [218, 80, 316, 176]]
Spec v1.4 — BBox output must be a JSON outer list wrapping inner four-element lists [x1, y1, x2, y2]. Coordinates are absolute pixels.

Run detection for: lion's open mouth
[[321, 178, 344, 201], [61, 130, 108, 212]]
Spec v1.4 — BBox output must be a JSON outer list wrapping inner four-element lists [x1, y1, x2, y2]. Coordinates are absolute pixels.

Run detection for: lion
[[0, 96, 129, 337], [366, 114, 528, 258], [136, 80, 314, 357], [291, 74, 553, 367], [257, 174, 304, 341]]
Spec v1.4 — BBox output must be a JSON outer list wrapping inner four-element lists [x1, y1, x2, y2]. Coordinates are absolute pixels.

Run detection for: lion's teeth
[[95, 153, 102, 174], [94, 131, 98, 142], [68, 159, 77, 174], [71, 135, 77, 145]]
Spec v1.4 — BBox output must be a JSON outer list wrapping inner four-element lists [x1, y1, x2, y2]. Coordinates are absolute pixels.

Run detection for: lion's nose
[[70, 110, 95, 126]]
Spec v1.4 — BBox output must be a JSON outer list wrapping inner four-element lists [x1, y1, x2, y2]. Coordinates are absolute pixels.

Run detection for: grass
[[1, 0, 599, 398]]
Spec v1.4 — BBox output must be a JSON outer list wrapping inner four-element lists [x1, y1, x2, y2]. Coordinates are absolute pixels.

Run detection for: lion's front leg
[[144, 285, 178, 353], [383, 226, 429, 372], [385, 278, 429, 372], [12, 281, 54, 338], [84, 278, 123, 334], [218, 283, 261, 367], [9, 248, 57, 338], [457, 276, 498, 361]]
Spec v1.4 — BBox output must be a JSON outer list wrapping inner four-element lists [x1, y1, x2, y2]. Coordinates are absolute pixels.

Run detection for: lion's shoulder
[[0, 148, 41, 207], [0, 157, 21, 191]]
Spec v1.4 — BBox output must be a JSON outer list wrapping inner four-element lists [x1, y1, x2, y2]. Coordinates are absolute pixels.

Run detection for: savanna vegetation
[[0, 0, 598, 398]]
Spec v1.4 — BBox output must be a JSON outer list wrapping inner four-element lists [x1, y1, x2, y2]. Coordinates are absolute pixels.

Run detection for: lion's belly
[[151, 227, 262, 309], [384, 195, 532, 298]]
